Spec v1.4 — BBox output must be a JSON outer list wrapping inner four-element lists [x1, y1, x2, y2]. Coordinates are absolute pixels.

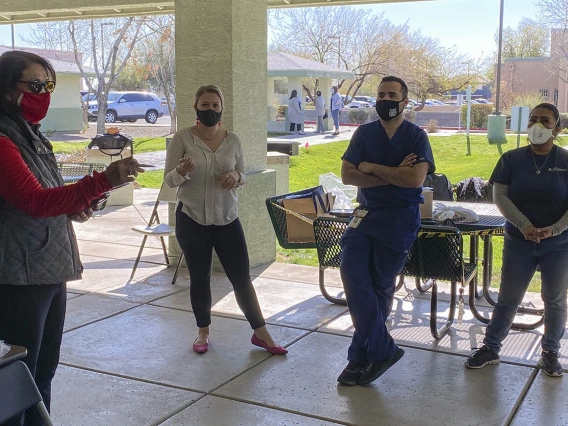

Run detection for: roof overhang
[[0, 0, 433, 24]]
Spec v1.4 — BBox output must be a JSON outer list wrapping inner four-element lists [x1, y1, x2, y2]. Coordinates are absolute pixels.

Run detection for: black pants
[[289, 123, 301, 132], [0, 283, 66, 426], [175, 206, 265, 329]]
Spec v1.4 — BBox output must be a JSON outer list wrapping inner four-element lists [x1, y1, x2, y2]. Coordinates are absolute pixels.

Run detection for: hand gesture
[[104, 158, 145, 188], [69, 208, 94, 223], [217, 171, 240, 190], [358, 161, 375, 174], [399, 154, 417, 167], [176, 158, 195, 176]]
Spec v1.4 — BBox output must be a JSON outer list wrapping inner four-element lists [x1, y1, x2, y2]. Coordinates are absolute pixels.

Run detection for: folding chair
[[0, 361, 54, 426], [130, 183, 184, 284], [402, 225, 478, 339]]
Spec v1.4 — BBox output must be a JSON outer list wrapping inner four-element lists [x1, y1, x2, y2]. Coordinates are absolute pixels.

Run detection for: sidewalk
[[47, 187, 568, 425]]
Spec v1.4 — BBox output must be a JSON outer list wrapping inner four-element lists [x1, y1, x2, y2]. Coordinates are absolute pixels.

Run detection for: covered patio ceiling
[[0, 0, 434, 24]]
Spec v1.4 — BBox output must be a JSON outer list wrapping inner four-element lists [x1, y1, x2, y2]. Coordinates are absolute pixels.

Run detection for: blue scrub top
[[342, 119, 435, 210], [490, 144, 568, 239]]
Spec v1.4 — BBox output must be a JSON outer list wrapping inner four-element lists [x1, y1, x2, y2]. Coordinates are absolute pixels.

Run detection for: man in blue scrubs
[[338, 76, 435, 386]]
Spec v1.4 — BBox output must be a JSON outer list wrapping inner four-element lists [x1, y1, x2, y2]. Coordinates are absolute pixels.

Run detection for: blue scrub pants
[[484, 231, 568, 353], [331, 109, 340, 131], [340, 206, 419, 364]]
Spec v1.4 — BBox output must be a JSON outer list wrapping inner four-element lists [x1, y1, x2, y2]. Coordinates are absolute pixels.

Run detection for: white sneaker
[[298, 132, 306, 135]]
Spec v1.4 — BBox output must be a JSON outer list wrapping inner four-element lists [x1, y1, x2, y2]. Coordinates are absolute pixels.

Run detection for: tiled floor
[[42, 189, 568, 425]]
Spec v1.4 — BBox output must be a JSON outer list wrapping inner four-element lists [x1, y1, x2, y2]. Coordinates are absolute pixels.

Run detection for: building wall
[[41, 74, 83, 132]]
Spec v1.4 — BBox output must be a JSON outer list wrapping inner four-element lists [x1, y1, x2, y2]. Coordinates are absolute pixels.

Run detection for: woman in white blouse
[[287, 90, 305, 135], [164, 85, 287, 356]]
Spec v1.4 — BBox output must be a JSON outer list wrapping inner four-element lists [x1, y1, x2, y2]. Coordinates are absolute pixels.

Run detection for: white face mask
[[528, 123, 554, 145]]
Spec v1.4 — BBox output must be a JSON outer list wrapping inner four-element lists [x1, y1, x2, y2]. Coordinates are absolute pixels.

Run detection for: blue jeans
[[331, 109, 340, 131], [484, 232, 568, 353]]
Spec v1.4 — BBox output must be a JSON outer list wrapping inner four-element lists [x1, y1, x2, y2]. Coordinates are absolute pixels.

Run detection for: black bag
[[88, 133, 133, 156], [423, 173, 454, 201], [323, 112, 329, 120], [455, 177, 491, 203]]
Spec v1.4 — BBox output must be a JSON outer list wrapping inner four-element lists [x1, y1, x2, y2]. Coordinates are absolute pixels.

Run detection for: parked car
[[426, 99, 446, 106], [340, 95, 352, 104], [88, 91, 164, 123], [345, 100, 371, 109], [474, 98, 491, 104], [160, 96, 176, 110], [354, 96, 376, 107]]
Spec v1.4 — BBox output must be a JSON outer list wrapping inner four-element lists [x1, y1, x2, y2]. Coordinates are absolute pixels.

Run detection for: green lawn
[[279, 133, 566, 291]]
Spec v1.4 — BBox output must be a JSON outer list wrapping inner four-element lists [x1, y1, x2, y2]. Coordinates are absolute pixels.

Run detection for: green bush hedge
[[277, 105, 287, 119], [460, 104, 494, 128], [348, 108, 369, 124], [560, 113, 568, 130]]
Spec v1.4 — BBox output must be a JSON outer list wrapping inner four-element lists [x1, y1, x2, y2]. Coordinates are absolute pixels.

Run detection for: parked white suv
[[88, 91, 164, 124]]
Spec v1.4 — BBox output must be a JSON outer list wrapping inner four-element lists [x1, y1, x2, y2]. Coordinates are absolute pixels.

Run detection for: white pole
[[466, 85, 472, 136]]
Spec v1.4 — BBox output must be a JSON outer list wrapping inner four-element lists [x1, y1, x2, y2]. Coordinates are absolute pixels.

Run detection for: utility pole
[[11, 24, 15, 49]]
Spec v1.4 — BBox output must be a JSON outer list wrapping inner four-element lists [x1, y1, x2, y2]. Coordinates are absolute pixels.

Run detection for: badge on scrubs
[[348, 208, 368, 228]]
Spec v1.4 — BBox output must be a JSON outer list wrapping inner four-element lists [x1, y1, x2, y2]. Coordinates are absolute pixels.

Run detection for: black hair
[[0, 51, 56, 117], [289, 90, 297, 100], [379, 76, 408, 99], [531, 102, 560, 129]]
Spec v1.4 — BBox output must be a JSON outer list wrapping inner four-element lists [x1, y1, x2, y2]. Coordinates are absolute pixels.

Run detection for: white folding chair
[[130, 183, 184, 284]]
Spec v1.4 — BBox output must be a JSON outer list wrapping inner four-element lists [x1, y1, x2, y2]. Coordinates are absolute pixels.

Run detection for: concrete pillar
[[172, 0, 276, 269], [267, 77, 276, 121], [320, 77, 333, 131], [287, 76, 304, 132]]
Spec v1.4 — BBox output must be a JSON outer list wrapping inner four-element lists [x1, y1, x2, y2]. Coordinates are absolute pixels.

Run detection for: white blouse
[[164, 127, 246, 226]]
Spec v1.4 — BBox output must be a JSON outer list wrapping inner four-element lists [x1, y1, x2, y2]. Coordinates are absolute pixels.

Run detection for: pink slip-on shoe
[[251, 334, 288, 355], [193, 337, 209, 354]]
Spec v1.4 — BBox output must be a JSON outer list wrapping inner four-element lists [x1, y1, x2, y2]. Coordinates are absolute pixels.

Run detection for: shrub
[[276, 105, 287, 119], [460, 104, 493, 128], [425, 119, 439, 133], [404, 109, 416, 123], [559, 113, 568, 130], [512, 92, 546, 112], [367, 108, 379, 122], [348, 108, 369, 124]]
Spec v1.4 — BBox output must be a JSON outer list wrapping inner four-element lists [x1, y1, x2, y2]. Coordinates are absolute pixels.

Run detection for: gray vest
[[0, 116, 83, 285]]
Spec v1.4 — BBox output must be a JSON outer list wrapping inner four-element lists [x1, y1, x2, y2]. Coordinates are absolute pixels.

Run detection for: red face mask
[[18, 91, 51, 124]]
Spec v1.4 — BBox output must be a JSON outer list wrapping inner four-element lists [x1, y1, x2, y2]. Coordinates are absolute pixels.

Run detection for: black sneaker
[[538, 351, 564, 377], [337, 361, 366, 386], [465, 345, 500, 369], [357, 348, 405, 385]]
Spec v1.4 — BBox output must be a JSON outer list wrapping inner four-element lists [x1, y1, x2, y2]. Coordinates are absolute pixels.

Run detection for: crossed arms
[[341, 154, 429, 188]]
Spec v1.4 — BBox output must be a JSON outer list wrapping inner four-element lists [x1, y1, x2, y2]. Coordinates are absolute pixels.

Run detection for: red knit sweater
[[0, 136, 112, 217]]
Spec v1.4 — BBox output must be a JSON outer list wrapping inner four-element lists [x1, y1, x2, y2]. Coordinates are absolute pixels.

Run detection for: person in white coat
[[315, 90, 327, 134], [287, 90, 305, 135]]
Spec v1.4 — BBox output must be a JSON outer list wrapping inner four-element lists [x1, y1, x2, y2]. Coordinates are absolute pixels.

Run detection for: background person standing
[[331, 86, 343, 136]]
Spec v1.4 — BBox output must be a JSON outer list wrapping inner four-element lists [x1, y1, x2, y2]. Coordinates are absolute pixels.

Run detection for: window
[[554, 89, 559, 107], [540, 89, 549, 100]]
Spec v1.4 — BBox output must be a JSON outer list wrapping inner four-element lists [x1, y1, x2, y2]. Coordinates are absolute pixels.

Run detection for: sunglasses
[[17, 80, 56, 94]]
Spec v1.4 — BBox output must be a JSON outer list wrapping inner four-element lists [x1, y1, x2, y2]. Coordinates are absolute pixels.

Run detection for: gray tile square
[[162, 395, 341, 425], [51, 365, 201, 426], [61, 305, 306, 392], [215, 332, 534, 426], [64, 294, 138, 332]]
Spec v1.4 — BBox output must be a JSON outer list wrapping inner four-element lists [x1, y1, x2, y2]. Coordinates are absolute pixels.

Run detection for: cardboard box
[[283, 198, 317, 243], [282, 192, 335, 243], [420, 187, 433, 219]]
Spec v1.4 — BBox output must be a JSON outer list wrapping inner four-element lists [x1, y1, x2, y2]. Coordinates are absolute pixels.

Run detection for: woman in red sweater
[[0, 50, 143, 426]]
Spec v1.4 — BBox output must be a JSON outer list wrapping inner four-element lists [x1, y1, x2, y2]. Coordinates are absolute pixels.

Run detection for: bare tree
[[69, 18, 149, 133], [136, 15, 177, 133], [269, 7, 408, 100], [538, 0, 568, 83], [497, 18, 550, 59]]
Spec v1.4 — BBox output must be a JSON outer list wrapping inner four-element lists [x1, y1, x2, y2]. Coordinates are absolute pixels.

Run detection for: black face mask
[[375, 99, 404, 121], [196, 108, 222, 127]]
